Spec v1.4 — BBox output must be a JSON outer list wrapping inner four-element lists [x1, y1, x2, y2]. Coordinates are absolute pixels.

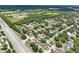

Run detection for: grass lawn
[[0, 11, 16, 14], [6, 16, 23, 23], [46, 12, 59, 15]]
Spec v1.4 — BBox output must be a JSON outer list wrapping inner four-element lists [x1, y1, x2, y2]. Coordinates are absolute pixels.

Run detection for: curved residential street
[[50, 25, 74, 41], [49, 25, 74, 52]]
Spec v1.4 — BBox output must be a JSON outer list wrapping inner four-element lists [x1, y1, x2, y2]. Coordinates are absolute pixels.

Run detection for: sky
[[0, 0, 79, 5]]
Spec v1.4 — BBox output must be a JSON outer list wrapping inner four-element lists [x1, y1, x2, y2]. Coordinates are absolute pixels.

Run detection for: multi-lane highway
[[0, 17, 32, 53]]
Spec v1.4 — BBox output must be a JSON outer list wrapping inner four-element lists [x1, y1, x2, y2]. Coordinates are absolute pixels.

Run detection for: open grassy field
[[6, 16, 23, 23], [46, 12, 59, 15], [0, 10, 16, 14]]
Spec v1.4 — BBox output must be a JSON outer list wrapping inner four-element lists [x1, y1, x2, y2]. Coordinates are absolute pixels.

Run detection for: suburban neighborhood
[[0, 5, 79, 53]]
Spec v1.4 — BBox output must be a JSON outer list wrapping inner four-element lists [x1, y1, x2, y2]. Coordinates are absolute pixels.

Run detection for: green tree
[[32, 30, 38, 37], [61, 39, 66, 43], [56, 42, 62, 48], [5, 49, 11, 53], [40, 39, 46, 43], [39, 48, 43, 53], [30, 42, 36, 47], [32, 45, 38, 52], [2, 44, 7, 50], [8, 41, 13, 49], [12, 49, 16, 53], [54, 37, 59, 41], [1, 31, 5, 36], [22, 29, 27, 34], [72, 38, 79, 53], [21, 34, 26, 40], [51, 49, 54, 53]]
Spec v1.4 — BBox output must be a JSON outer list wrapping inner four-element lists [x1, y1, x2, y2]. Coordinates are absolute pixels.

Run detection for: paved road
[[0, 17, 32, 53], [50, 25, 74, 41], [49, 25, 74, 52]]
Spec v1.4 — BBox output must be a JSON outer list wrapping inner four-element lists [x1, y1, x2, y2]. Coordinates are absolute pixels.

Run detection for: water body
[[0, 5, 79, 11]]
